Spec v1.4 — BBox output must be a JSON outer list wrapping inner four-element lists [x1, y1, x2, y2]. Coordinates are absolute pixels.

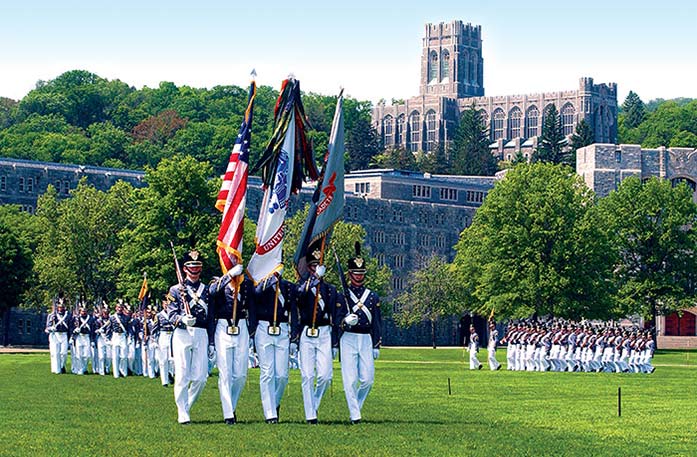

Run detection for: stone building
[[0, 157, 495, 347], [577, 143, 697, 348], [372, 20, 618, 161]]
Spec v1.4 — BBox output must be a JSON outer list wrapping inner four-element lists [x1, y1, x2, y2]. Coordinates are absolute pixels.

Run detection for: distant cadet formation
[[496, 320, 656, 374], [45, 244, 382, 425]]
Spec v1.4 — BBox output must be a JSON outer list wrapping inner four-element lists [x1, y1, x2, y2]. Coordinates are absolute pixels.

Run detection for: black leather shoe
[[163, 384, 169, 387], [180, 421, 190, 426], [350, 419, 361, 425], [478, 365, 482, 370], [224, 417, 236, 425], [265, 418, 278, 424], [307, 419, 318, 424]]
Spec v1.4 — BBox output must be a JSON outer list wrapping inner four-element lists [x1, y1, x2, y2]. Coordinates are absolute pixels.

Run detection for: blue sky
[[2, 0, 695, 104]]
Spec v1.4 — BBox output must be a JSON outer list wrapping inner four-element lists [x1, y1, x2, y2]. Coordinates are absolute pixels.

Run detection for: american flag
[[216, 80, 256, 274]]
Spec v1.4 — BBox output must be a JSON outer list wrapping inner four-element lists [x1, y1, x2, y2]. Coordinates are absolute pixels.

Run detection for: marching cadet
[[72, 305, 96, 375], [295, 243, 344, 424], [109, 300, 131, 378], [45, 299, 72, 374], [126, 305, 143, 376], [141, 307, 158, 379], [208, 261, 253, 425], [487, 321, 501, 371], [251, 271, 298, 424], [155, 296, 175, 387], [468, 324, 482, 370], [337, 242, 382, 424], [167, 249, 215, 425], [94, 305, 111, 376]]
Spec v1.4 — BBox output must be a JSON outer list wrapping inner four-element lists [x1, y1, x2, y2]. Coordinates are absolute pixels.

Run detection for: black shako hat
[[182, 249, 203, 268], [347, 241, 367, 274]]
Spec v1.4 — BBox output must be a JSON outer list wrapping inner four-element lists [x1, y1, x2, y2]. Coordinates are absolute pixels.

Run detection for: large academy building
[[0, 157, 495, 347], [372, 20, 618, 161]]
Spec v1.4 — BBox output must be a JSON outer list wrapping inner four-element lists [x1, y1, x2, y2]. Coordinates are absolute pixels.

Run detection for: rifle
[[169, 241, 192, 315], [332, 246, 350, 307]]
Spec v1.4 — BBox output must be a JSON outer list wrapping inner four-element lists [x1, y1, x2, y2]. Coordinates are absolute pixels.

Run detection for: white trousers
[[487, 345, 500, 370], [255, 321, 289, 420], [340, 332, 374, 421], [95, 334, 109, 375], [158, 331, 174, 385], [172, 327, 209, 423], [215, 319, 249, 420], [506, 345, 516, 370], [141, 341, 157, 378], [299, 325, 333, 421], [469, 343, 481, 369], [74, 334, 92, 375], [111, 333, 128, 378], [49, 332, 69, 374]]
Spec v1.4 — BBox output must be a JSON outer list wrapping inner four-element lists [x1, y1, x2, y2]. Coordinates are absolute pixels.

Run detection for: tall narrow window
[[429, 51, 438, 83], [492, 108, 505, 140], [508, 107, 522, 138], [561, 103, 576, 136], [19, 177, 25, 193], [525, 106, 539, 137], [383, 115, 394, 146], [425, 111, 437, 152], [409, 112, 421, 152], [479, 110, 489, 130], [0, 176, 5, 192], [440, 50, 450, 82], [395, 114, 405, 145], [27, 177, 34, 193]]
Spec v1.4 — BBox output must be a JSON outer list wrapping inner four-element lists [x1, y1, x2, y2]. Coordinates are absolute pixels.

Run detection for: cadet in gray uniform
[[45, 299, 72, 374], [487, 321, 501, 371]]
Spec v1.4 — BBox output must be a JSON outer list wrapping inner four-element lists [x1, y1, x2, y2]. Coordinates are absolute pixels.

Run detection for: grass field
[[1, 349, 695, 457]]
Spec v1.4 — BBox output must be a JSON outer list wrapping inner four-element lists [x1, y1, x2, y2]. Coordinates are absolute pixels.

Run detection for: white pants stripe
[[215, 319, 249, 420], [340, 332, 374, 422], [111, 333, 128, 378], [299, 325, 333, 421], [254, 321, 289, 420]]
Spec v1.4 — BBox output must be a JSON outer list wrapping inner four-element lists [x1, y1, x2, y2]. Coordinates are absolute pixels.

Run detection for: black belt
[[346, 328, 371, 334]]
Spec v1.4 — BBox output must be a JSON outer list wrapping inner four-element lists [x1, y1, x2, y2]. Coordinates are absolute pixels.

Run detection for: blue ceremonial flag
[[294, 91, 345, 278]]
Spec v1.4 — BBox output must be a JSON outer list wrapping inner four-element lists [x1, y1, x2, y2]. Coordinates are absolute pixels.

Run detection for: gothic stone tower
[[420, 21, 484, 98]]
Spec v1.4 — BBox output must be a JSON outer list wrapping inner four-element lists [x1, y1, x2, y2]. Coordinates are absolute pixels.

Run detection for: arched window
[[383, 115, 394, 146], [440, 50, 450, 82], [409, 111, 421, 152], [492, 108, 505, 140], [479, 110, 489, 130], [561, 103, 576, 136], [470, 54, 477, 84], [395, 114, 405, 145], [462, 51, 470, 82], [425, 110, 437, 152], [525, 106, 539, 137], [429, 51, 438, 83], [508, 107, 522, 139]]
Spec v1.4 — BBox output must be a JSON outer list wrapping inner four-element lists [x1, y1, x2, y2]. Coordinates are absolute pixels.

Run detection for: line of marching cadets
[[469, 320, 656, 373], [45, 244, 382, 425]]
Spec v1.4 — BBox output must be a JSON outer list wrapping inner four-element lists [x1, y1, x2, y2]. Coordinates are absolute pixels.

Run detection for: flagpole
[[310, 235, 328, 332]]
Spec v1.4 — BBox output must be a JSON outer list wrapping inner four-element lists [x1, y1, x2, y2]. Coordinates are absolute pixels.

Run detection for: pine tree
[[622, 91, 646, 129], [533, 104, 565, 164], [450, 104, 497, 176]]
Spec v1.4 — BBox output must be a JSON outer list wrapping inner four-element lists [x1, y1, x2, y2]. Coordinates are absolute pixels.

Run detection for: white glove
[[332, 347, 339, 360], [373, 348, 380, 360], [344, 313, 359, 326], [315, 265, 326, 278], [207, 344, 216, 359], [228, 264, 244, 278], [182, 315, 196, 327], [73, 329, 80, 334], [289, 342, 298, 356]]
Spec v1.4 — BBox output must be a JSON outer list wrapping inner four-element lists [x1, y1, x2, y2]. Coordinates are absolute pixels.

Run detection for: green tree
[[622, 91, 646, 129], [0, 97, 19, 129], [450, 105, 496, 176], [533, 105, 568, 164], [568, 119, 595, 168], [0, 208, 34, 344], [395, 255, 461, 348], [453, 163, 614, 320], [33, 179, 133, 306], [344, 98, 381, 171], [416, 143, 450, 174], [596, 177, 697, 325], [371, 147, 417, 170]]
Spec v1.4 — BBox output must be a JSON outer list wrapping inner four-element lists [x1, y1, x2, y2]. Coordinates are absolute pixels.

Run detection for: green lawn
[[1, 349, 695, 457]]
